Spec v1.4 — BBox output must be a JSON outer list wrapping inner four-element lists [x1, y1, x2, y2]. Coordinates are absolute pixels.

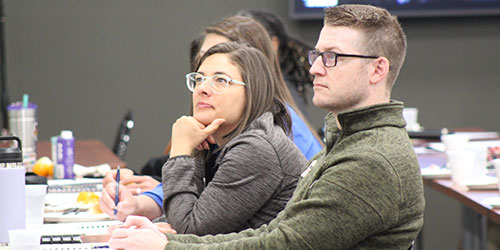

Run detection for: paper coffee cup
[[447, 149, 475, 185], [25, 185, 47, 225]]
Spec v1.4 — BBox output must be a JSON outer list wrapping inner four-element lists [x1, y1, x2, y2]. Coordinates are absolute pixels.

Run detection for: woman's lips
[[197, 102, 213, 109]]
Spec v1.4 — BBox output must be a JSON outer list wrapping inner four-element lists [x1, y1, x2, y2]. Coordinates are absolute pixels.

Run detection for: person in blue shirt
[[237, 9, 315, 120], [99, 15, 323, 223]]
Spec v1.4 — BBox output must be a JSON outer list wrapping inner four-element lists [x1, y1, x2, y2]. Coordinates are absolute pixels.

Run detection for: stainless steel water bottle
[[7, 100, 38, 172]]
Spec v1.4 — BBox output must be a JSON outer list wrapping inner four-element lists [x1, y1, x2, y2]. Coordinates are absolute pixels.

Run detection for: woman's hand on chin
[[170, 116, 225, 157]]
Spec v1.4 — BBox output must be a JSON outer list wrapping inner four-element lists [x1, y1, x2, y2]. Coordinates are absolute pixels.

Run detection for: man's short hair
[[324, 4, 407, 89]]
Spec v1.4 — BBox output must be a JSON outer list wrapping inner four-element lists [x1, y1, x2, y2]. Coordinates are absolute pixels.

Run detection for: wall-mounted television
[[290, 0, 500, 19]]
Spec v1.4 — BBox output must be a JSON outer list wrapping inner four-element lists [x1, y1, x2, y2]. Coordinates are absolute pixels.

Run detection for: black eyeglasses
[[308, 50, 379, 67]]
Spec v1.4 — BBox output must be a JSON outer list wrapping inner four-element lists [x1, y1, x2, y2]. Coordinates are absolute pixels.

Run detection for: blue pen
[[114, 165, 120, 215]]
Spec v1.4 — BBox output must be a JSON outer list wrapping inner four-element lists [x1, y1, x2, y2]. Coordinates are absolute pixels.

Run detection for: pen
[[114, 165, 120, 215]]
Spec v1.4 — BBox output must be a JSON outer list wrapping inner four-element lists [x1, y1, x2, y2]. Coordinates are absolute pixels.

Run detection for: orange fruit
[[77, 191, 99, 204], [32, 156, 54, 177], [89, 203, 103, 214]]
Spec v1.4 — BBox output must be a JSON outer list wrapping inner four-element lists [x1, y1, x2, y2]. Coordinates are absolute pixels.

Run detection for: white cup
[[402, 107, 420, 131], [447, 150, 476, 185], [25, 185, 47, 225], [8, 227, 41, 250], [493, 159, 500, 191], [465, 145, 488, 178], [441, 134, 470, 151]]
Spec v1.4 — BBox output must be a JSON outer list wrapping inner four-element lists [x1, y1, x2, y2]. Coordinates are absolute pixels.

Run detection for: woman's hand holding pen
[[103, 169, 133, 192], [99, 181, 138, 221], [108, 215, 168, 250], [103, 168, 159, 195], [170, 116, 225, 157]]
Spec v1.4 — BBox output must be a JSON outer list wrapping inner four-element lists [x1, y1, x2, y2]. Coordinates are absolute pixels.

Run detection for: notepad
[[45, 190, 112, 223], [39, 221, 120, 248], [47, 178, 103, 193], [41, 221, 121, 237], [40, 243, 110, 249]]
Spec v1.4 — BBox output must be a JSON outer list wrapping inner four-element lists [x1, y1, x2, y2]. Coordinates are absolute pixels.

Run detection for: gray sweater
[[165, 101, 425, 249], [162, 112, 307, 236]]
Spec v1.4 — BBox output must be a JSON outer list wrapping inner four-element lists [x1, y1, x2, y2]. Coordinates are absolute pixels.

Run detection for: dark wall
[[3, 1, 499, 248]]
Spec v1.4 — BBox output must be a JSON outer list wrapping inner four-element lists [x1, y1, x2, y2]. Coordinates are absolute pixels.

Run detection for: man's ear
[[369, 57, 390, 84]]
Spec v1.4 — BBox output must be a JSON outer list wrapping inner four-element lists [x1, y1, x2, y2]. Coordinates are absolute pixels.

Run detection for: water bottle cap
[[60, 130, 73, 139], [7, 102, 38, 110], [0, 136, 22, 163]]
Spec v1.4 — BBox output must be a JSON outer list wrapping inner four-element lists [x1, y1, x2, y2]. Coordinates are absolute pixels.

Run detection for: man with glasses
[[109, 4, 424, 249]]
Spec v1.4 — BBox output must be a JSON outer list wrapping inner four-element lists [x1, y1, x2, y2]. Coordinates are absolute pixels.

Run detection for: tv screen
[[290, 0, 500, 19]]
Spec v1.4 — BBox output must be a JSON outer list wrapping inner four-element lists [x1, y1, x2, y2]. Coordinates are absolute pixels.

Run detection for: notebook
[[40, 243, 110, 249], [41, 221, 121, 237], [45, 191, 111, 223], [47, 178, 103, 193], [39, 221, 121, 248]]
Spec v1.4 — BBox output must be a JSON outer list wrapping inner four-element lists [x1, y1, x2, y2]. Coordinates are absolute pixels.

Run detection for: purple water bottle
[[56, 130, 75, 179]]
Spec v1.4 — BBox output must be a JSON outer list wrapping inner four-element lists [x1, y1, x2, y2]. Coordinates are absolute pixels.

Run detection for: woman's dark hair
[[189, 35, 204, 71], [237, 9, 313, 104]]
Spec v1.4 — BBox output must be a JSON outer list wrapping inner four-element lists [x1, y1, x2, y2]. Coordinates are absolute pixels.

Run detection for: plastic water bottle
[[56, 130, 75, 179], [0, 136, 26, 244]]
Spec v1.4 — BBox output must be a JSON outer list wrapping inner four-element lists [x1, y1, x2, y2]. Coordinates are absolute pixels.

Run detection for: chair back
[[112, 110, 134, 160]]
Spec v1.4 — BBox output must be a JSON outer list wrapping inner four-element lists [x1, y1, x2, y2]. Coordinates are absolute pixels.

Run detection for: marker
[[114, 165, 120, 215]]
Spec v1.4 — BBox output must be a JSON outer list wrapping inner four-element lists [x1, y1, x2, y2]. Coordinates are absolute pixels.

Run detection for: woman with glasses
[[100, 15, 316, 233], [163, 42, 306, 235]]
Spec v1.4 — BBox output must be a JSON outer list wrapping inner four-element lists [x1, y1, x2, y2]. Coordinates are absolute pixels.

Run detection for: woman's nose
[[196, 79, 212, 95]]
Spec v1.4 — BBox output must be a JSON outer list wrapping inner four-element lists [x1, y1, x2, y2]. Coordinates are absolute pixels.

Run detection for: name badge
[[301, 160, 317, 178]]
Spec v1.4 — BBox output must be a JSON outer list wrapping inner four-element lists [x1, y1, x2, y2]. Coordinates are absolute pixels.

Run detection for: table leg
[[462, 206, 487, 250]]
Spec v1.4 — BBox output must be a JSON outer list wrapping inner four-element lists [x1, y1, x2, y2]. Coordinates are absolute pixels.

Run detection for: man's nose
[[309, 56, 325, 76]]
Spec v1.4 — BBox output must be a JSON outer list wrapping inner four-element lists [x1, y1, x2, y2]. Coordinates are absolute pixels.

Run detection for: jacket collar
[[324, 100, 407, 151]]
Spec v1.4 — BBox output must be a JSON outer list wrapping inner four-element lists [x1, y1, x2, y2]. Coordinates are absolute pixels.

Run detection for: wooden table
[[418, 151, 500, 250], [37, 139, 126, 169]]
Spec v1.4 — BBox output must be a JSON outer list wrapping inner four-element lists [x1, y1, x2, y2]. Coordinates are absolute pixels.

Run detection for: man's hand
[[154, 222, 177, 234], [108, 216, 169, 250]]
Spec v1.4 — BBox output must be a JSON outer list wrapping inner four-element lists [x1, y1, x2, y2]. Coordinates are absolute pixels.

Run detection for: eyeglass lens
[[308, 50, 336, 67], [186, 73, 229, 93]]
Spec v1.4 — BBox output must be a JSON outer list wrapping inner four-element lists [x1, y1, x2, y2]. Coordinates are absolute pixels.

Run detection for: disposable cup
[[493, 159, 500, 191], [8, 227, 41, 250], [447, 150, 476, 185], [441, 134, 470, 151], [25, 185, 47, 225], [403, 107, 419, 131]]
